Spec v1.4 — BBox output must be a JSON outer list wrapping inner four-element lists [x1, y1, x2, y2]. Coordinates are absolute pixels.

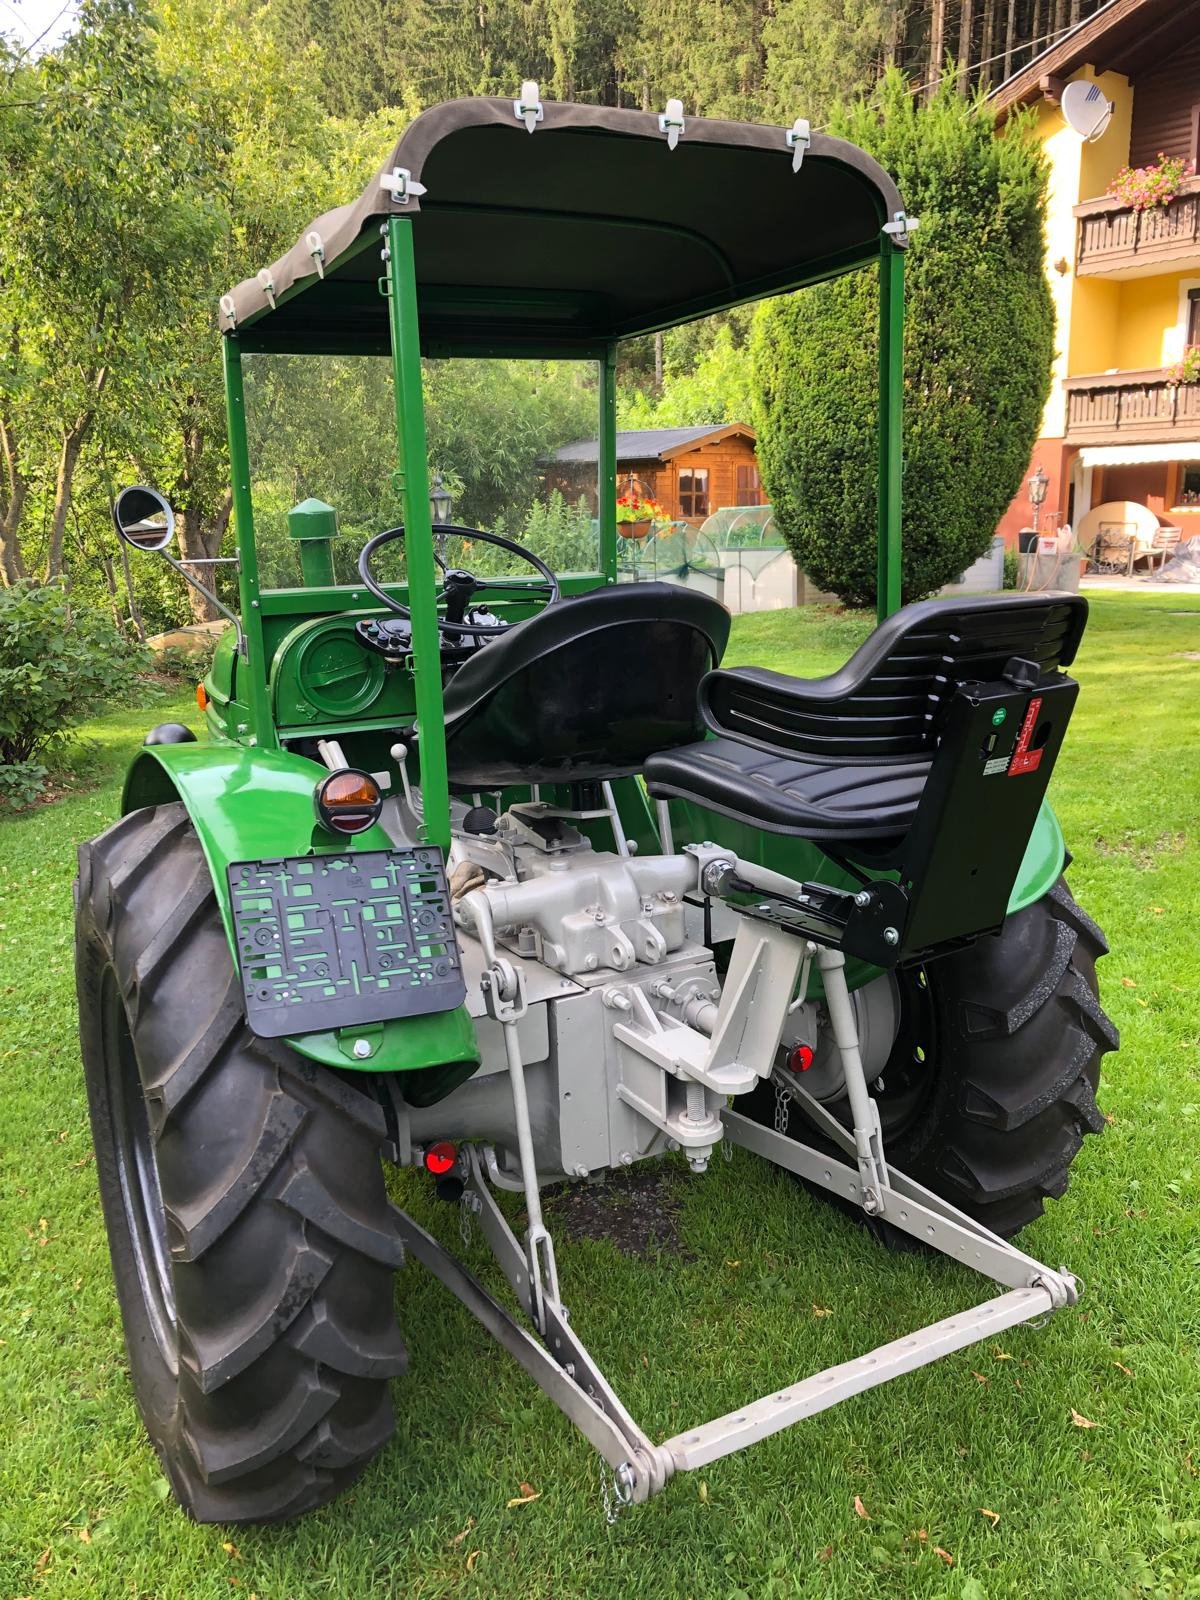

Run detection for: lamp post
[[1028, 464, 1050, 534], [429, 471, 453, 525]]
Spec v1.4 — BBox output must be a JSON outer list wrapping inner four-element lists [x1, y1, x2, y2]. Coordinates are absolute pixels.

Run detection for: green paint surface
[[121, 740, 476, 1074]]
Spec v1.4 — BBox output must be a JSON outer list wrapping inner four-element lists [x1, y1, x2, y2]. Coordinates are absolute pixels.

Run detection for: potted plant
[[1166, 345, 1200, 386], [1106, 153, 1194, 212], [616, 492, 666, 540]]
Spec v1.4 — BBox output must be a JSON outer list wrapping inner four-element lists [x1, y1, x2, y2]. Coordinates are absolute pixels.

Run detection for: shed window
[[679, 468, 709, 518], [736, 464, 764, 506]]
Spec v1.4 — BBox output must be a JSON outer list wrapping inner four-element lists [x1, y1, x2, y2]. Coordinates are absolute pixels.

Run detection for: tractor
[[75, 92, 1117, 1525]]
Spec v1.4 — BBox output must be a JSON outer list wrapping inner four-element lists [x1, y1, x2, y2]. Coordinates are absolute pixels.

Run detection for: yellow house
[[992, 0, 1200, 548]]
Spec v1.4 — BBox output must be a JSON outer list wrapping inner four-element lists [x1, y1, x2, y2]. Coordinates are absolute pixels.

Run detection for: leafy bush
[[752, 72, 1054, 607], [474, 492, 598, 574], [1003, 547, 1020, 590], [0, 581, 144, 805]]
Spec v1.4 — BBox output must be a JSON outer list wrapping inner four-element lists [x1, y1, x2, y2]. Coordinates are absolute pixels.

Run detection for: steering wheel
[[356, 523, 560, 639]]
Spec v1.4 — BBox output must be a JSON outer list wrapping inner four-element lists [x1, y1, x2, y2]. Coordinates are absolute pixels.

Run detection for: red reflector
[[788, 1044, 814, 1073], [423, 1141, 457, 1176]]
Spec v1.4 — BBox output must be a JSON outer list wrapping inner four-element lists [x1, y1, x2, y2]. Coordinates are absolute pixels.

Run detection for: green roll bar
[[223, 338, 278, 754], [877, 239, 904, 624], [385, 215, 451, 849]]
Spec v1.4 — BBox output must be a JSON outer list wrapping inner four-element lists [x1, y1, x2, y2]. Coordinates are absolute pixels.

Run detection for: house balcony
[[1064, 369, 1200, 444], [1074, 177, 1200, 278]]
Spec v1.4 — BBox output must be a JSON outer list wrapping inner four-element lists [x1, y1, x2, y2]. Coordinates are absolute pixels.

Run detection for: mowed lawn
[[1, 593, 1197, 1600]]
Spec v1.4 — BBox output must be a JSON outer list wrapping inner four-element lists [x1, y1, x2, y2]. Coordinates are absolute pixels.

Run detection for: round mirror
[[114, 485, 175, 552]]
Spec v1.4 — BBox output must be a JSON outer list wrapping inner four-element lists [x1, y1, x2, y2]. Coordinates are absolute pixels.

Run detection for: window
[[1178, 461, 1200, 508], [1188, 288, 1200, 348], [735, 463, 764, 506], [678, 467, 709, 518]]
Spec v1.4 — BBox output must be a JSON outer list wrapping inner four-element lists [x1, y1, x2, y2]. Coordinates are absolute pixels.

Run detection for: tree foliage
[[0, 0, 1080, 640], [0, 579, 143, 803], [751, 72, 1053, 606], [618, 324, 754, 430]]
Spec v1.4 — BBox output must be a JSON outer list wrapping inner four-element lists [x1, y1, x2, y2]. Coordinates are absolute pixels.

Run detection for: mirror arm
[[157, 549, 246, 656]]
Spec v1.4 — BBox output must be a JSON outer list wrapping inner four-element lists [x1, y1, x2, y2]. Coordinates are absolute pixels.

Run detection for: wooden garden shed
[[545, 424, 762, 524]]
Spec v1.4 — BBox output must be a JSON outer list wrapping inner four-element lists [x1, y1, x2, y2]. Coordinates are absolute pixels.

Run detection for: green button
[[992, 707, 1007, 727]]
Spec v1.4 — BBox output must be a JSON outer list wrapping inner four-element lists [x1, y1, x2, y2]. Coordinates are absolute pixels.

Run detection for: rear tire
[[750, 877, 1118, 1240], [75, 804, 406, 1523]]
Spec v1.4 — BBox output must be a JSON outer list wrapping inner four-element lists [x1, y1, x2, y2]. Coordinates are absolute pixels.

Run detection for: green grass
[[1, 596, 1198, 1600]]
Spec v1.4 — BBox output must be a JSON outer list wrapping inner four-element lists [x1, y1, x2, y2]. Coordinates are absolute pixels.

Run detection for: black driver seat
[[441, 582, 731, 787], [644, 593, 1088, 849]]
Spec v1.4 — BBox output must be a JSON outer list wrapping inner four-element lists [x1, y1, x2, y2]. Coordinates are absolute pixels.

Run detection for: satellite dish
[[1061, 79, 1113, 142]]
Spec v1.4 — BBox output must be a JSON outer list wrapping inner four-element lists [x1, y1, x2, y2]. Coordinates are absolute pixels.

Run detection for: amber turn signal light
[[314, 768, 383, 835], [195, 682, 208, 711]]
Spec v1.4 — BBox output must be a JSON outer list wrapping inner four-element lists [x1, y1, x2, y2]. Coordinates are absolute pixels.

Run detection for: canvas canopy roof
[[220, 98, 906, 356]]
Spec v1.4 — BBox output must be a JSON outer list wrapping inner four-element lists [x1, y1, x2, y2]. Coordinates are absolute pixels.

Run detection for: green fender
[[1009, 798, 1067, 912], [122, 743, 479, 1077]]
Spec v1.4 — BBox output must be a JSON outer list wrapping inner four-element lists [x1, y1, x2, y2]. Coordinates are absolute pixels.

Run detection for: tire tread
[[75, 803, 404, 1523]]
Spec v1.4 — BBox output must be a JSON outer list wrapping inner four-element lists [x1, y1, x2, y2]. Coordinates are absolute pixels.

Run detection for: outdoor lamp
[[429, 471, 453, 524], [1028, 464, 1050, 532]]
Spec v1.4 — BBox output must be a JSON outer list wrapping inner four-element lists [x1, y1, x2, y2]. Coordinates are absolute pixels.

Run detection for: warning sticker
[[1008, 695, 1044, 777], [983, 755, 1011, 776]]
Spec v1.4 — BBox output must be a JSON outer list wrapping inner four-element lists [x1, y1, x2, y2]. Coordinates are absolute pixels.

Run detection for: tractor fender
[[1009, 798, 1067, 914], [121, 743, 479, 1077]]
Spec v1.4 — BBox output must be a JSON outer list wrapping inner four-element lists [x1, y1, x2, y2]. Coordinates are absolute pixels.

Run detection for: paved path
[[1080, 575, 1200, 595]]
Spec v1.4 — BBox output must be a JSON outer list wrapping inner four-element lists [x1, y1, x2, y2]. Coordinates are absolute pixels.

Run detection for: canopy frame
[[218, 99, 910, 845]]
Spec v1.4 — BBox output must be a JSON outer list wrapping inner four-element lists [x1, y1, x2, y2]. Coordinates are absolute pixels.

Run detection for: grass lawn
[[1, 593, 1198, 1600]]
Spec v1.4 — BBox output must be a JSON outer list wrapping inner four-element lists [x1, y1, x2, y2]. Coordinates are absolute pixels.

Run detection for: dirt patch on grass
[[544, 1163, 689, 1259], [1094, 830, 1187, 871]]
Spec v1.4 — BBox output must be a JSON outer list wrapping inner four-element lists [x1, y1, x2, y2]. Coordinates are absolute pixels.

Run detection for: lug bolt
[[883, 926, 899, 945], [854, 890, 872, 907], [352, 1039, 372, 1059]]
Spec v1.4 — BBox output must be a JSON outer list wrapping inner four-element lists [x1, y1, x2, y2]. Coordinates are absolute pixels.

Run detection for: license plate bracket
[[228, 847, 465, 1039]]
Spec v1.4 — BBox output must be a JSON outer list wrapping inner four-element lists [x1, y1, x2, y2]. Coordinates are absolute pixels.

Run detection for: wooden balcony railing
[[1064, 370, 1200, 443], [1074, 178, 1200, 276]]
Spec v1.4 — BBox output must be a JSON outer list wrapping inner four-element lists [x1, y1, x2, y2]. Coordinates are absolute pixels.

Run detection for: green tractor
[[75, 93, 1116, 1525]]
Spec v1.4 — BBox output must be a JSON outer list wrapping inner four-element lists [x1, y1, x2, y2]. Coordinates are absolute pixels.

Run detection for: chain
[[722, 1135, 734, 1163], [599, 1455, 619, 1526], [774, 1078, 790, 1136], [597, 1456, 635, 1526], [459, 1192, 475, 1248]]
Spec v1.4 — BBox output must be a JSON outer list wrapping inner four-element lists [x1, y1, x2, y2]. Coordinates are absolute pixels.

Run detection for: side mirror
[[114, 485, 175, 552]]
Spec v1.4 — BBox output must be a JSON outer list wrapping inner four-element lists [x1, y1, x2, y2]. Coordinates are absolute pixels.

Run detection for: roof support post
[[876, 240, 905, 623], [386, 214, 451, 849], [600, 345, 618, 584], [222, 336, 278, 751]]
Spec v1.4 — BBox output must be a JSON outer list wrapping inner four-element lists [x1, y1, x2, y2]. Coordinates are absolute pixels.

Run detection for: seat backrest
[[441, 581, 731, 787], [701, 592, 1088, 762]]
